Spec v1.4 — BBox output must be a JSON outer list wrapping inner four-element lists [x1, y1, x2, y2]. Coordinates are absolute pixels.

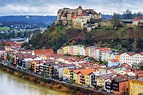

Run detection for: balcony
[[80, 81, 85, 84], [112, 87, 119, 91], [105, 82, 111, 86], [70, 73, 73, 75], [80, 75, 84, 78], [112, 83, 118, 87], [105, 85, 111, 89]]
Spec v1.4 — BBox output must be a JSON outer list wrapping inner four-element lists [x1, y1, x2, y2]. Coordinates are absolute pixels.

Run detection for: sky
[[0, 0, 143, 16]]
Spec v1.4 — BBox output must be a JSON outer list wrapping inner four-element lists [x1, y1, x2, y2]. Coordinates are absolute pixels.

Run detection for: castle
[[55, 6, 102, 29]]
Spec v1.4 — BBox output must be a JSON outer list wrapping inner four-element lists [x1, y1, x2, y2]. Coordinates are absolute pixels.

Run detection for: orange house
[[73, 68, 95, 86], [31, 60, 41, 73], [85, 47, 89, 56], [112, 76, 129, 94]]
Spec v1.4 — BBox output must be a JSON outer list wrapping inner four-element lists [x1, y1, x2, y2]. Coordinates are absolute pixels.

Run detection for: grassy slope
[[0, 27, 10, 31]]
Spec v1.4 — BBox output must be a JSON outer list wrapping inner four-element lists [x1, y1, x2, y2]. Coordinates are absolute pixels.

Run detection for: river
[[0, 70, 68, 95]]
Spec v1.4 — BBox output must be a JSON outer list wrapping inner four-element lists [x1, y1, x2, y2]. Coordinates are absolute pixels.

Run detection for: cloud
[[0, 0, 143, 15]]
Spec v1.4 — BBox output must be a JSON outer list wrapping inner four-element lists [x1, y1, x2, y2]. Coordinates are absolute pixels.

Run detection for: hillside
[[0, 16, 56, 27], [23, 23, 143, 53]]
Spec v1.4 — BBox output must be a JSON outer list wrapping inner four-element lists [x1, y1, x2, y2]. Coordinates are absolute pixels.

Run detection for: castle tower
[[77, 6, 82, 15]]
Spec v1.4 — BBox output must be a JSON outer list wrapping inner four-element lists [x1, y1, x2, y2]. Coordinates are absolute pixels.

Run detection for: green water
[[0, 70, 68, 95]]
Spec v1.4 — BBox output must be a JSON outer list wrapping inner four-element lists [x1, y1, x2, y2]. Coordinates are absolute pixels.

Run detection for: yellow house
[[73, 69, 80, 84], [62, 46, 68, 54], [72, 45, 80, 55], [96, 76, 105, 87], [129, 79, 143, 95], [73, 68, 94, 86], [62, 68, 71, 80], [84, 75, 90, 85]]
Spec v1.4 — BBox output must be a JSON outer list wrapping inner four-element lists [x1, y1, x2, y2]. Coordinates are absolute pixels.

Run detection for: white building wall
[[79, 46, 85, 56], [120, 53, 143, 66]]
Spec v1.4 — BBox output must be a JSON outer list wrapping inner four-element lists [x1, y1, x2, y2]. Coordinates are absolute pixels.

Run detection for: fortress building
[[55, 6, 102, 29]]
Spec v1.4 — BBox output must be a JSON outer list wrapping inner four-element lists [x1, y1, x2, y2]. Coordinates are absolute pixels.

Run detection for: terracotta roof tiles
[[34, 49, 54, 56]]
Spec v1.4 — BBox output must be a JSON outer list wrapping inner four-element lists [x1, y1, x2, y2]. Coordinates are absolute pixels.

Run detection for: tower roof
[[78, 5, 82, 9]]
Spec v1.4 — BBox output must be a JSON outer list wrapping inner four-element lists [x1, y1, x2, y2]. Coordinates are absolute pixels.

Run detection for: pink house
[[69, 46, 73, 55]]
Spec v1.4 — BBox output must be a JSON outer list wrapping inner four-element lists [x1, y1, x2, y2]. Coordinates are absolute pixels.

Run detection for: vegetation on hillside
[[0, 26, 10, 31], [23, 21, 143, 53]]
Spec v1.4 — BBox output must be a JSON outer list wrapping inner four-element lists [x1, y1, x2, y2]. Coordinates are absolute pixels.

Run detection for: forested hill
[[23, 22, 143, 53], [0, 16, 56, 27]]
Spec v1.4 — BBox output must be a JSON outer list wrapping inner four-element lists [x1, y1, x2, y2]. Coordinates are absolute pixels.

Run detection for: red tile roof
[[79, 68, 95, 75], [110, 59, 119, 62], [34, 49, 54, 56], [140, 52, 143, 55], [134, 70, 143, 77], [72, 15, 77, 19], [120, 63, 132, 69], [16, 53, 36, 60], [134, 16, 143, 21], [73, 68, 95, 75], [127, 52, 135, 56], [99, 48, 111, 51]]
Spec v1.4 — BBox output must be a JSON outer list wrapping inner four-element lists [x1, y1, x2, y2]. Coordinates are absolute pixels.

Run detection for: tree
[[123, 9, 132, 19], [7, 54, 12, 61], [112, 13, 122, 28]]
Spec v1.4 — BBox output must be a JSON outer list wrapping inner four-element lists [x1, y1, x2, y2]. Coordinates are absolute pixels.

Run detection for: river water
[[0, 70, 68, 95]]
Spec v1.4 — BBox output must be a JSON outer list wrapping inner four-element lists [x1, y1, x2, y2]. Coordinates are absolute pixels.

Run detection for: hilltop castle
[[55, 6, 102, 29]]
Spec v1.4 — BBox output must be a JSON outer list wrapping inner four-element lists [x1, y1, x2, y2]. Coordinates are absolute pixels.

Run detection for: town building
[[129, 79, 143, 95], [120, 52, 143, 66], [132, 16, 143, 27]]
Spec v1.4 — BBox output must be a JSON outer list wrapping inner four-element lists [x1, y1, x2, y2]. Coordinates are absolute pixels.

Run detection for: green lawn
[[0, 27, 10, 31]]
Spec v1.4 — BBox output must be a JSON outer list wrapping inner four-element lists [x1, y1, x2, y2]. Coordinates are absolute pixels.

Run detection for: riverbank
[[0, 63, 110, 95]]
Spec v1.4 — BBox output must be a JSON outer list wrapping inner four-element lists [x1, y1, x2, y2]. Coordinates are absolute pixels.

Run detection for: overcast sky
[[0, 0, 143, 16]]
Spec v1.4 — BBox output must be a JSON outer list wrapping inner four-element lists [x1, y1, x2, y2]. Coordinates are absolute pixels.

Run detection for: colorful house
[[57, 48, 64, 54], [68, 46, 73, 55], [62, 68, 71, 80], [39, 62, 56, 78], [85, 47, 89, 56], [107, 59, 119, 67], [119, 52, 135, 65], [96, 73, 113, 88], [73, 68, 95, 86], [112, 76, 129, 94], [95, 48, 112, 61], [88, 46, 96, 58], [62, 46, 69, 54], [129, 79, 143, 95], [54, 63, 75, 79], [31, 60, 40, 73], [72, 45, 80, 55], [79, 46, 86, 56]]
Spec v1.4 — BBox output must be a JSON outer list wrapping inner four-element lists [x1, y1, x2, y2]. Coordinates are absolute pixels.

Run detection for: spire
[[78, 5, 82, 9]]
